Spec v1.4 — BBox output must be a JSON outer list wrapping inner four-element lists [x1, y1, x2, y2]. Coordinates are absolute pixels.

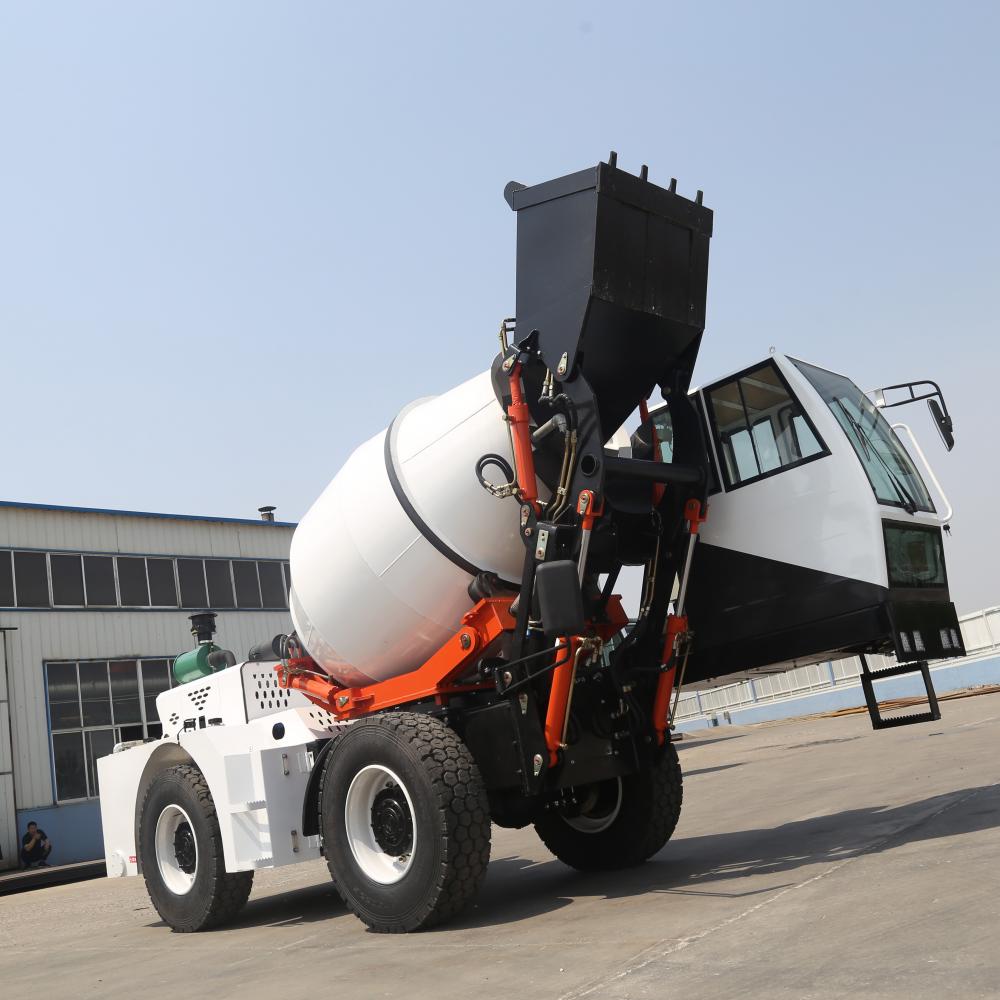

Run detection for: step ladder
[[858, 654, 941, 730]]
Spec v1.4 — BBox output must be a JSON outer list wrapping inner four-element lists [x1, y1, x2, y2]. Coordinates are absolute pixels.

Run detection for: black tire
[[138, 763, 254, 932], [535, 742, 683, 872], [319, 712, 491, 933]]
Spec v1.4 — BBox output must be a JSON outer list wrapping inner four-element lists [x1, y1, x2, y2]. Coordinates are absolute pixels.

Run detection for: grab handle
[[892, 422, 953, 525]]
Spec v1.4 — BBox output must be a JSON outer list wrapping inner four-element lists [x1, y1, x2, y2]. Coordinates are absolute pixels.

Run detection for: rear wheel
[[535, 742, 683, 871], [138, 763, 254, 931], [320, 712, 491, 932]]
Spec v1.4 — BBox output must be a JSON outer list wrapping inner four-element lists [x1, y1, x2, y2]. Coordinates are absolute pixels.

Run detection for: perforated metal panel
[[242, 663, 313, 721]]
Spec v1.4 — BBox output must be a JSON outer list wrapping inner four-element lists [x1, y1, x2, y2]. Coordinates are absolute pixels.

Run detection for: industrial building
[[0, 500, 294, 869]]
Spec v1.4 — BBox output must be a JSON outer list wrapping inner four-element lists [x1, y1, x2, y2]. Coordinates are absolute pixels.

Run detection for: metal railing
[[673, 605, 1000, 721]]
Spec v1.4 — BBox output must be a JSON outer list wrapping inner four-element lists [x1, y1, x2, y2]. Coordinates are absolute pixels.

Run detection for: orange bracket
[[684, 497, 707, 534], [278, 597, 516, 720], [576, 489, 604, 530]]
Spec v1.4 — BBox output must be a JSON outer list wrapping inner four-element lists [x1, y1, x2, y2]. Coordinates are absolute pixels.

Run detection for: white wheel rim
[[344, 764, 417, 885], [154, 804, 199, 895], [564, 778, 623, 834]]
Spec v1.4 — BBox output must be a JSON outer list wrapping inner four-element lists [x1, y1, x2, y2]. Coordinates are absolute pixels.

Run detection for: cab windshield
[[792, 359, 935, 513]]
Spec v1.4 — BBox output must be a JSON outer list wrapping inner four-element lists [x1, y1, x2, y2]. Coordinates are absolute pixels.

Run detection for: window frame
[[204, 558, 237, 609], [0, 546, 290, 611], [45, 656, 177, 803], [115, 555, 152, 608], [12, 550, 53, 607], [146, 556, 181, 609], [790, 357, 937, 515], [232, 558, 263, 608], [703, 360, 830, 492], [50, 552, 87, 607], [882, 519, 950, 591]]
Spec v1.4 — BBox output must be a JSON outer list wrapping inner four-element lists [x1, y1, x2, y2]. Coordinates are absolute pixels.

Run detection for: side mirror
[[927, 398, 955, 452]]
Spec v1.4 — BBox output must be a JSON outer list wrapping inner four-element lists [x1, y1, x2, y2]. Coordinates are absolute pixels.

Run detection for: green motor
[[173, 612, 226, 685]]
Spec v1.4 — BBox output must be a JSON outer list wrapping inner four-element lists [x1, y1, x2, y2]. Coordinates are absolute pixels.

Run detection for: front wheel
[[138, 763, 254, 931], [535, 742, 683, 871], [319, 712, 491, 932]]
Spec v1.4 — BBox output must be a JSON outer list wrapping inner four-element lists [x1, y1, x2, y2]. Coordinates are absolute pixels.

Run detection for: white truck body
[[98, 661, 342, 878]]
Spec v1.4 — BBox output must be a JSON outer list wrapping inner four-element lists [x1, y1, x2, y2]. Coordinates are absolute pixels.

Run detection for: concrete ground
[[2, 695, 999, 1000]]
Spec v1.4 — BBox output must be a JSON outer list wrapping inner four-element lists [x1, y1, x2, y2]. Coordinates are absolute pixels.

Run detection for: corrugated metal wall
[[0, 507, 295, 821], [0, 505, 292, 560]]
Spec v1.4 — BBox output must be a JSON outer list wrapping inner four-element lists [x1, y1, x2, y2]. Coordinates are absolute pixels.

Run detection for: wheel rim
[[344, 764, 417, 884], [564, 778, 623, 834], [154, 804, 199, 895]]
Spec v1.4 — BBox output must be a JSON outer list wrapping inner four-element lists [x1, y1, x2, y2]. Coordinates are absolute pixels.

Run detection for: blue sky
[[2, 2, 997, 611]]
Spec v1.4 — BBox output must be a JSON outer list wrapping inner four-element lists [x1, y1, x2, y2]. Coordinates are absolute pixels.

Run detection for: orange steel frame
[[276, 597, 516, 721], [277, 593, 630, 764]]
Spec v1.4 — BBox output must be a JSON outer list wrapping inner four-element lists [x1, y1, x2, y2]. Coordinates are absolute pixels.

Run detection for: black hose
[[475, 453, 516, 492]]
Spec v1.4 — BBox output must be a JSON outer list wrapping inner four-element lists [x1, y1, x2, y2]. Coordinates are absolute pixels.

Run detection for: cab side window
[[707, 362, 826, 489]]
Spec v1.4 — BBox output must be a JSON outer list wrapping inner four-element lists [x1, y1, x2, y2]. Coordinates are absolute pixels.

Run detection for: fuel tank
[[289, 370, 525, 687]]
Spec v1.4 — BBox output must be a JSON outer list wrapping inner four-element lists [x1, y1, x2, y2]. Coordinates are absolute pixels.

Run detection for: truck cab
[[648, 353, 962, 683]]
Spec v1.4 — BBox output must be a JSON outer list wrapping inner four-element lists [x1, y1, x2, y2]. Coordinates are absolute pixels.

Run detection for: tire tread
[[140, 763, 253, 932], [535, 742, 683, 872], [319, 712, 491, 932]]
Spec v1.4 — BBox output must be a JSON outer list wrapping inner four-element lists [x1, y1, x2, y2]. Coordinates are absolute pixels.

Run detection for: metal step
[[859, 655, 941, 731]]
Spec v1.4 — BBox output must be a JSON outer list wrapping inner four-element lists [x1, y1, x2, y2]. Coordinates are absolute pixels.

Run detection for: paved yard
[[2, 693, 998, 1000]]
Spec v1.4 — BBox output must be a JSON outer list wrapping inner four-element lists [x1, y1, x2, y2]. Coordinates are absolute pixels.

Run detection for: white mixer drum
[[289, 370, 526, 687]]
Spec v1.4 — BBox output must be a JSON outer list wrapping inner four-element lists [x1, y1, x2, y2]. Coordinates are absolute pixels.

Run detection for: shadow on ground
[[448, 781, 1000, 930], [191, 782, 999, 934]]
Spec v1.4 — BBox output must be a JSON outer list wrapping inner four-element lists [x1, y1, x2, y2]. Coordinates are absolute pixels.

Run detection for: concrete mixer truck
[[98, 155, 962, 934]]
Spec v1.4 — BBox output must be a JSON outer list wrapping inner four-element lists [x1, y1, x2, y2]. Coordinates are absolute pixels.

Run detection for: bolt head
[[460, 633, 472, 650], [502, 670, 513, 685], [337, 695, 349, 708]]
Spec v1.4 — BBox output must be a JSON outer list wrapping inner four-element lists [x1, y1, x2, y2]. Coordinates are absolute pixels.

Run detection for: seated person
[[20, 821, 52, 868]]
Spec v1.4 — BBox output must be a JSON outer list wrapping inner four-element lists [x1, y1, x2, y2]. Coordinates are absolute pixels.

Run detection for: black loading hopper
[[506, 156, 713, 439]]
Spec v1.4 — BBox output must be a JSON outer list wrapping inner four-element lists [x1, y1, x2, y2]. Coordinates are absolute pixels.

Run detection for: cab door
[[683, 354, 901, 681]]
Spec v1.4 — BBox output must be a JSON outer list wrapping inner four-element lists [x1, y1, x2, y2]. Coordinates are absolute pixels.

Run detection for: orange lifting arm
[[277, 598, 516, 720], [652, 614, 687, 745], [507, 361, 540, 511], [543, 636, 587, 766]]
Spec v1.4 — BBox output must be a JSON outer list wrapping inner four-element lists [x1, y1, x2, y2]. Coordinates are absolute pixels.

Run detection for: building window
[[1, 549, 290, 611], [45, 658, 176, 801], [147, 558, 179, 607], [259, 561, 287, 608], [51, 554, 85, 606], [0, 551, 13, 605], [13, 551, 50, 606], [233, 560, 262, 608], [117, 557, 150, 606], [205, 560, 235, 608], [177, 559, 208, 607], [84, 555, 117, 606]]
